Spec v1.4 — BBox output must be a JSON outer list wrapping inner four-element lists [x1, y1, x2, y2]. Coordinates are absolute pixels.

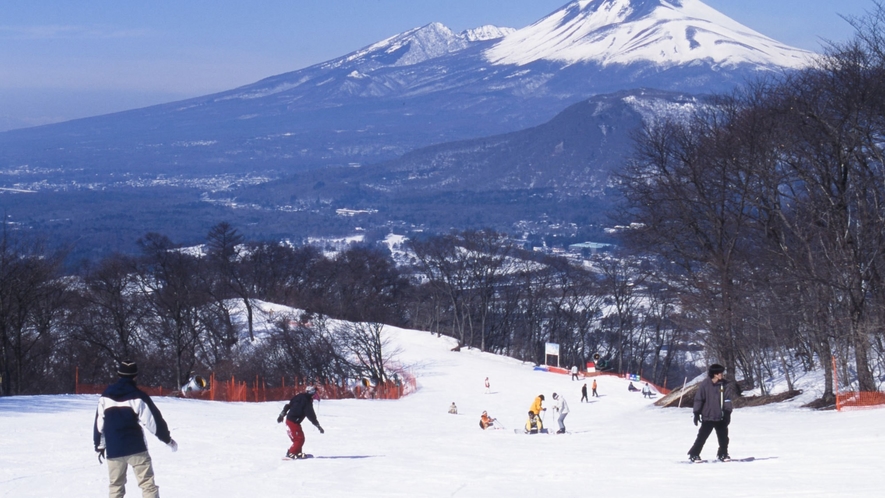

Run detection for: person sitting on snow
[[448, 402, 458, 414], [628, 382, 640, 392], [480, 411, 497, 430], [525, 411, 543, 434]]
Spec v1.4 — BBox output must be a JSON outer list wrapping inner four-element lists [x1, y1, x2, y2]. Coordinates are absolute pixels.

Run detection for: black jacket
[[283, 392, 320, 426]]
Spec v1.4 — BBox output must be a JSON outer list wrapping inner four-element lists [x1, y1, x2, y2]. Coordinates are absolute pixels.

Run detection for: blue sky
[[0, 0, 874, 131]]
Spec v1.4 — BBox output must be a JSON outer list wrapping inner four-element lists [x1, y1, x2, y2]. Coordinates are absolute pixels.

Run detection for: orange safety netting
[[836, 391, 885, 411], [830, 356, 885, 411], [587, 371, 671, 395], [543, 366, 671, 395], [75, 368, 417, 403], [75, 382, 168, 397]]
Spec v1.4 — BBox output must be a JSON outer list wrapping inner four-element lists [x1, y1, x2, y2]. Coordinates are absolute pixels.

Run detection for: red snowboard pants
[[286, 420, 305, 455]]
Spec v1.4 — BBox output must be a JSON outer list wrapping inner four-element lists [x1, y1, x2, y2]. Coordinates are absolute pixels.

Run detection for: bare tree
[[69, 254, 150, 359], [335, 321, 400, 384], [0, 231, 65, 396], [136, 233, 207, 389]]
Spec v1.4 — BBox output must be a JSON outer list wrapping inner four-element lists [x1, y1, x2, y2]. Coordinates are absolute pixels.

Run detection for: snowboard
[[282, 454, 314, 461], [514, 428, 550, 434], [682, 457, 755, 464]]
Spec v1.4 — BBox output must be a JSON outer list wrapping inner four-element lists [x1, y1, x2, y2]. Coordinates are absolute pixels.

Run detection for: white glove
[[167, 438, 178, 452]]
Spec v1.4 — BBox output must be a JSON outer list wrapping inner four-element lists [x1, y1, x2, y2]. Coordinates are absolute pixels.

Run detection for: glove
[[277, 404, 289, 423], [693, 412, 701, 426], [167, 438, 178, 452], [96, 448, 105, 464], [317, 425, 325, 434]]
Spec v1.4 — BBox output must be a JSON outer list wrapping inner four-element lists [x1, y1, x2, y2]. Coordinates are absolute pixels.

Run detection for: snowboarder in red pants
[[277, 386, 324, 459]]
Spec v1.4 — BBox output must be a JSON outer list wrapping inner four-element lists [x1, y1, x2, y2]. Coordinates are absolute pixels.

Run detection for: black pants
[[688, 420, 729, 457]]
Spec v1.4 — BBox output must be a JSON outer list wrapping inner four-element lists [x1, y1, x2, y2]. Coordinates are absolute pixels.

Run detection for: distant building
[[568, 242, 615, 257]]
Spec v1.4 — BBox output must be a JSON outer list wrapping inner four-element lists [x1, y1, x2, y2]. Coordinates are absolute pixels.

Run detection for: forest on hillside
[[618, 5, 885, 403], [0, 223, 696, 397]]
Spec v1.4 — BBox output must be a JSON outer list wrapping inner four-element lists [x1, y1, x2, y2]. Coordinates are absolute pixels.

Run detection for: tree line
[[0, 220, 692, 396], [618, 5, 885, 403]]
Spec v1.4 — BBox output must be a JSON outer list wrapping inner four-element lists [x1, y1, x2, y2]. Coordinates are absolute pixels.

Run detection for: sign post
[[545, 343, 560, 368]]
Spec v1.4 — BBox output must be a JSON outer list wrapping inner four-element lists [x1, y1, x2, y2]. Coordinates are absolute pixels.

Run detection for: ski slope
[[1, 325, 883, 497]]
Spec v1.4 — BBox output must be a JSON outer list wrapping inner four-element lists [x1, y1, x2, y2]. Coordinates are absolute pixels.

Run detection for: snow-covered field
[[2, 326, 883, 497]]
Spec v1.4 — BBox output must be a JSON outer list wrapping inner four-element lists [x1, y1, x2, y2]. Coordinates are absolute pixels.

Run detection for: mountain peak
[[485, 0, 814, 69], [461, 25, 516, 42], [337, 22, 514, 69]]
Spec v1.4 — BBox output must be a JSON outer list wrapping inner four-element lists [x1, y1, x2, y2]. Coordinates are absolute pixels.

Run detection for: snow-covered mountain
[[0, 0, 814, 182], [486, 0, 812, 68], [0, 1, 820, 258]]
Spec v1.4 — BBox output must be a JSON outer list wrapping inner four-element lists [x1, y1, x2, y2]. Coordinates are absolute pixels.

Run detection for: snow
[[486, 0, 814, 69], [2, 325, 884, 497]]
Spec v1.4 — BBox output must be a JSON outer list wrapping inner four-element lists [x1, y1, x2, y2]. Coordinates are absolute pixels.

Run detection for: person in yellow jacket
[[529, 394, 546, 416]]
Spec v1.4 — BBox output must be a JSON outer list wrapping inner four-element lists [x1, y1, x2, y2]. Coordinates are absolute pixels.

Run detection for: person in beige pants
[[107, 452, 159, 497], [94, 360, 177, 497]]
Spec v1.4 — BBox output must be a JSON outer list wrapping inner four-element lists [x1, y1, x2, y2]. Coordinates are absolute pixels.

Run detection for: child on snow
[[524, 411, 543, 434]]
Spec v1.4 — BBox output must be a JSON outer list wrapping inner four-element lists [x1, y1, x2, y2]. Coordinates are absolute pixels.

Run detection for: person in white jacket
[[551, 392, 570, 434]]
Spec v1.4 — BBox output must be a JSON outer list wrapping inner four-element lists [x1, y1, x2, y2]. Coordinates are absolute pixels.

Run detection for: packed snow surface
[[486, 0, 814, 68], [2, 325, 883, 497]]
